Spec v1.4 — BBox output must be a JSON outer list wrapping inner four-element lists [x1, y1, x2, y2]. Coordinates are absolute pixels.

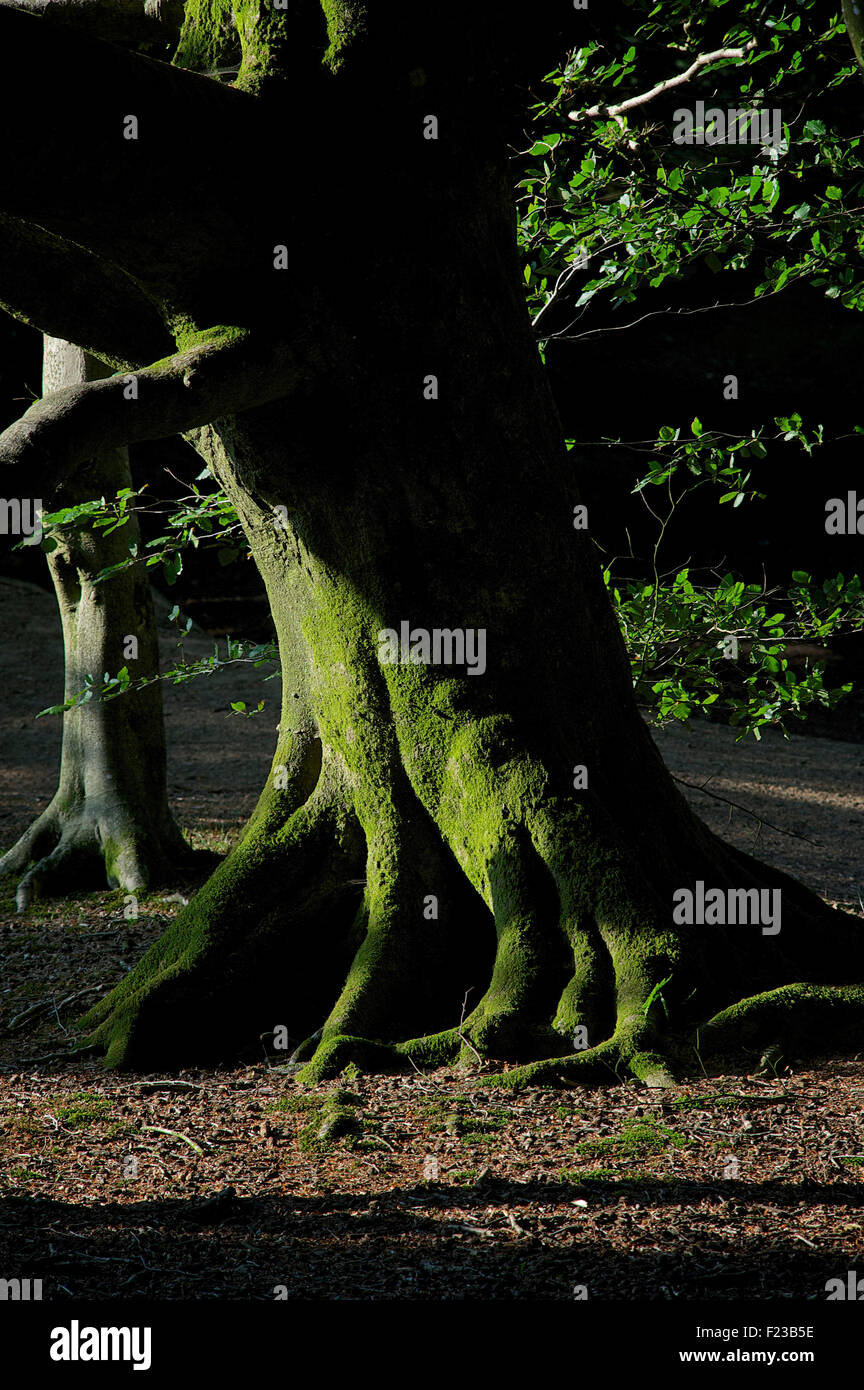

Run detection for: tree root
[[1, 803, 197, 911], [697, 982, 864, 1066]]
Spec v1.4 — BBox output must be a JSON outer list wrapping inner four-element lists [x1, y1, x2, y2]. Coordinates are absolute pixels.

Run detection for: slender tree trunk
[[0, 338, 191, 906]]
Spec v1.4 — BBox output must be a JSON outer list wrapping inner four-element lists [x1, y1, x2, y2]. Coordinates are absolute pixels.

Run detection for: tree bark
[[0, 338, 192, 905]]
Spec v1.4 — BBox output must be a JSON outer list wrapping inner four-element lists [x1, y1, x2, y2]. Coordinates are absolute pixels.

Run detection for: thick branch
[[0, 8, 259, 288], [0, 214, 173, 370], [569, 43, 758, 122], [0, 331, 320, 495], [0, 0, 184, 45]]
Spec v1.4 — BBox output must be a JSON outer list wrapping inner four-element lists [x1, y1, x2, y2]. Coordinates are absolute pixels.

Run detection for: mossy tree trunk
[[0, 337, 191, 906], [0, 2, 861, 1080]]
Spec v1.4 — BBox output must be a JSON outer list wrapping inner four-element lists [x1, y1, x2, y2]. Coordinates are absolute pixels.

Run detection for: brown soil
[[1, 576, 863, 1301]]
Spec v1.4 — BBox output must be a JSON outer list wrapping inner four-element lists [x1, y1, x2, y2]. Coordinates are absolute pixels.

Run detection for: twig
[[140, 1125, 205, 1156], [120, 1080, 203, 1093], [5, 985, 110, 1035], [570, 42, 758, 122], [457, 991, 483, 1066], [671, 773, 819, 845]]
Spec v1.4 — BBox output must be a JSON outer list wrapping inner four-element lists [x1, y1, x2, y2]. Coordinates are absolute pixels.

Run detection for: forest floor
[[1, 576, 863, 1300]]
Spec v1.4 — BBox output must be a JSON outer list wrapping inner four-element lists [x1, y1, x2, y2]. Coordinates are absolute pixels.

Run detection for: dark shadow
[[1, 1176, 861, 1300]]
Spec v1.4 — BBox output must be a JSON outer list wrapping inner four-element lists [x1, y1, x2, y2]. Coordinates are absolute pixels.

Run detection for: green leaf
[[163, 552, 182, 586]]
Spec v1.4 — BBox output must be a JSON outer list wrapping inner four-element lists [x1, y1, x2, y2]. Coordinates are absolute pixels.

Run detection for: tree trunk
[[80, 92, 864, 1078], [0, 338, 191, 907]]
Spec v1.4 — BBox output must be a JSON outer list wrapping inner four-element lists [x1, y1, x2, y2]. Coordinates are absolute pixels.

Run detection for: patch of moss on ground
[[268, 1094, 321, 1115], [671, 1092, 786, 1112], [49, 1092, 113, 1128], [447, 1168, 479, 1185], [559, 1166, 621, 1183], [421, 1098, 510, 1140], [105, 1120, 135, 1138], [576, 1120, 689, 1160], [275, 1084, 364, 1150], [354, 1135, 390, 1152], [8, 1167, 42, 1184]]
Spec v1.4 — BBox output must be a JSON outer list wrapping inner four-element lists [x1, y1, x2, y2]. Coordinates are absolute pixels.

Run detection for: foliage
[[592, 417, 863, 738], [35, 472, 279, 719], [512, 0, 864, 738], [515, 1, 863, 343]]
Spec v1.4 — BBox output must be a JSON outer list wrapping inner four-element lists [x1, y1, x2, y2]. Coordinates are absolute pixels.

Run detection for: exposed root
[[0, 807, 60, 881], [2, 805, 196, 910], [697, 982, 864, 1066], [296, 1034, 406, 1085], [80, 791, 368, 1069]]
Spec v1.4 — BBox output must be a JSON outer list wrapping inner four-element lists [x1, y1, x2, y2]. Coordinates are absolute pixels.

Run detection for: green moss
[[139, 323, 249, 377], [174, 324, 248, 354], [423, 1101, 509, 1140], [287, 1086, 364, 1148], [397, 1030, 461, 1069], [173, 0, 297, 93], [298, 1034, 404, 1084], [269, 1094, 320, 1115], [559, 1167, 619, 1183], [575, 1121, 688, 1159], [700, 983, 864, 1059], [49, 1092, 113, 1129], [101, 836, 132, 889], [331, 1087, 362, 1106], [671, 1092, 780, 1112], [173, 0, 239, 73], [8, 1168, 42, 1185], [316, 1102, 362, 1142], [448, 1168, 479, 1185], [320, 1, 368, 72]]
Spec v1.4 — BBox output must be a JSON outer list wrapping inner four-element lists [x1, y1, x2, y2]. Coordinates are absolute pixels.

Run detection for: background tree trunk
[[0, 337, 191, 906]]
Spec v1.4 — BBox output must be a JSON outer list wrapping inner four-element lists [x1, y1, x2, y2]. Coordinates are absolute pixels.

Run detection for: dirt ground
[[1, 575, 863, 1301]]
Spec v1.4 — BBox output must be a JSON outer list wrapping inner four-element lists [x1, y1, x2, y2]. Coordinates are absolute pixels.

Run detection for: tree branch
[[0, 213, 173, 370], [0, 330, 321, 495], [0, 7, 259, 286], [569, 42, 758, 122], [0, 0, 184, 46]]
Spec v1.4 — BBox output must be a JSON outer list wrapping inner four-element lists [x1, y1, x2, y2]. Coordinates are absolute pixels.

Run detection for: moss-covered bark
[[0, 339, 192, 906], [2, 3, 858, 1080]]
